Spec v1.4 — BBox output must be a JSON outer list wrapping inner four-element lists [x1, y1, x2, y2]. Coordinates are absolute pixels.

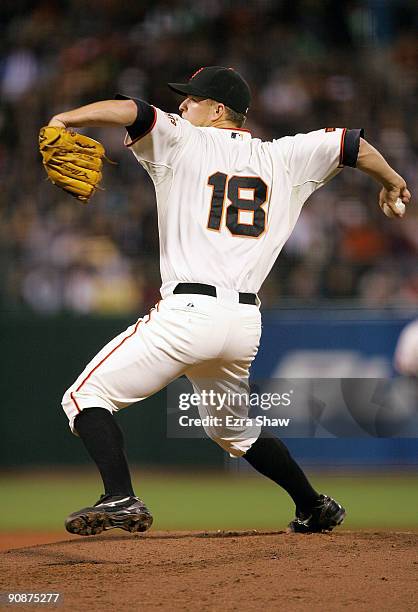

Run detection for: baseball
[[395, 198, 406, 214], [383, 197, 405, 217]]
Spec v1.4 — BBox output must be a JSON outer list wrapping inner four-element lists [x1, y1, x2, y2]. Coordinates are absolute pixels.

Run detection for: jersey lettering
[[207, 172, 268, 238], [165, 113, 178, 126]]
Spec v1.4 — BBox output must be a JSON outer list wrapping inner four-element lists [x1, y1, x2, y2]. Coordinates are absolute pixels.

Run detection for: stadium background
[[1, 0, 417, 534]]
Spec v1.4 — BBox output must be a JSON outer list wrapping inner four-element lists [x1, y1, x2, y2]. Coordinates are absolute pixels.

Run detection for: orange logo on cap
[[190, 67, 205, 79]]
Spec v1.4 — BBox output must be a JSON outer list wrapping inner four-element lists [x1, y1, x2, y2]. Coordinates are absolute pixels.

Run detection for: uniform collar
[[218, 127, 252, 140]]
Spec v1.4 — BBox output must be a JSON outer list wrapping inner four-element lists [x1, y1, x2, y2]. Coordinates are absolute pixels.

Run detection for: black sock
[[74, 408, 135, 497], [243, 430, 319, 513]]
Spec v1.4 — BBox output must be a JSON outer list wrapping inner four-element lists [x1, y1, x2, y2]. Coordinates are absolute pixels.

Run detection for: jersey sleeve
[[281, 128, 364, 187], [115, 94, 193, 166]]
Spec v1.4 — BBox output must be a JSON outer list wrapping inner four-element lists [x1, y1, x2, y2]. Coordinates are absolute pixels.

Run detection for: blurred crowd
[[1, 0, 417, 315]]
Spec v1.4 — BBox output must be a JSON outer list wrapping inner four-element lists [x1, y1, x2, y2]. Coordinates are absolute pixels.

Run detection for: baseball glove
[[39, 126, 108, 203]]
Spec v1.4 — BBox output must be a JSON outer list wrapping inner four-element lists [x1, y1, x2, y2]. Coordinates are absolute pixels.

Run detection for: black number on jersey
[[207, 173, 268, 238]]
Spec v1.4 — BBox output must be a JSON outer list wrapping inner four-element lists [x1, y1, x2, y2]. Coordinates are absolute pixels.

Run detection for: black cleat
[[287, 494, 346, 534], [65, 494, 153, 536]]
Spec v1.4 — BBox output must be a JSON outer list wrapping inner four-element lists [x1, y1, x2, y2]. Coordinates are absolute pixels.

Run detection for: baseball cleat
[[287, 494, 346, 534], [65, 494, 153, 536]]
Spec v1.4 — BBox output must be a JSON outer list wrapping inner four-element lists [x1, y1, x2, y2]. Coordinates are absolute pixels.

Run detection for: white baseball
[[395, 198, 406, 215], [382, 198, 405, 217]]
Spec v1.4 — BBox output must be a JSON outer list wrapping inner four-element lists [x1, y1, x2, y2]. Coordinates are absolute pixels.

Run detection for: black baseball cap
[[168, 66, 251, 114]]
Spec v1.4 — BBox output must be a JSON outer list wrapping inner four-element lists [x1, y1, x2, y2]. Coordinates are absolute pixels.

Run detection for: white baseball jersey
[[124, 100, 362, 297]]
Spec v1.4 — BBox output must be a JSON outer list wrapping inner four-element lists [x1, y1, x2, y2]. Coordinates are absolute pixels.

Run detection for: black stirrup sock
[[243, 429, 319, 512], [74, 407, 135, 497]]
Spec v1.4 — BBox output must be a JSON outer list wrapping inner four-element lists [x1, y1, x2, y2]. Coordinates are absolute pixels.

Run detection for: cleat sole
[[287, 505, 346, 534], [65, 510, 153, 536]]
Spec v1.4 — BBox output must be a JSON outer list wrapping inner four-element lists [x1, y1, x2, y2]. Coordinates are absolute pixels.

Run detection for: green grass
[[0, 470, 417, 531]]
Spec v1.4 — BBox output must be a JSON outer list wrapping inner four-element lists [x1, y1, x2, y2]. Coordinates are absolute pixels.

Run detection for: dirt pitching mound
[[0, 530, 417, 611]]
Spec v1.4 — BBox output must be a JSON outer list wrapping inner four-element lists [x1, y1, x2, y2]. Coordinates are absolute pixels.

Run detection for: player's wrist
[[48, 116, 67, 128], [381, 173, 405, 191]]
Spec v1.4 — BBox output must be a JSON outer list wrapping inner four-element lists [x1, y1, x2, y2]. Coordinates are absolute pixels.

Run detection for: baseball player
[[46, 66, 411, 536]]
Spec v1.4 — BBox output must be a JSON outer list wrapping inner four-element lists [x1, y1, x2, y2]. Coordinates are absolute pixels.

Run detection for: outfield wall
[[1, 310, 417, 467]]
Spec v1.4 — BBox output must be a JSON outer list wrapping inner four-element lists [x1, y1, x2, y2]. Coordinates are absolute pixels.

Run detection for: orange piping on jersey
[[125, 106, 158, 148], [338, 128, 347, 167], [70, 317, 143, 413], [218, 127, 251, 133]]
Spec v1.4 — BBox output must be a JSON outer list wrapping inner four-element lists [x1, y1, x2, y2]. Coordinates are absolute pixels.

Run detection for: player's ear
[[212, 101, 225, 118]]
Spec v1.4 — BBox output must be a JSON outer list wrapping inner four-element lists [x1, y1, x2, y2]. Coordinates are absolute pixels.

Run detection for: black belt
[[173, 283, 257, 305]]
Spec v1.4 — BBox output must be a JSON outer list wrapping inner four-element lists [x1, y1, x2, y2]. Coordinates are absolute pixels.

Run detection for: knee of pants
[[61, 387, 114, 436], [61, 388, 79, 436], [203, 426, 261, 458]]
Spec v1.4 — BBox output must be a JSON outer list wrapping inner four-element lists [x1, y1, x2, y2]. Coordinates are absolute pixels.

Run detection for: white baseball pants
[[62, 290, 262, 456]]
